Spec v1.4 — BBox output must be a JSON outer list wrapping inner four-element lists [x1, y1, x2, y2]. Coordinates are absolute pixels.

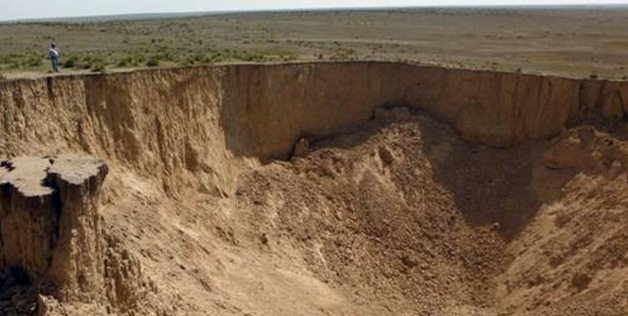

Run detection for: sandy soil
[[40, 107, 623, 315]]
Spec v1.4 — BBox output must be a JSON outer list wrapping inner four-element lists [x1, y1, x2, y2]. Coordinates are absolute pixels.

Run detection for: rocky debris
[[237, 112, 628, 315], [543, 126, 628, 175], [0, 154, 108, 313]]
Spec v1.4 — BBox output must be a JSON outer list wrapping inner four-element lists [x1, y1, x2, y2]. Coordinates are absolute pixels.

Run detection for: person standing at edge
[[48, 43, 60, 73]]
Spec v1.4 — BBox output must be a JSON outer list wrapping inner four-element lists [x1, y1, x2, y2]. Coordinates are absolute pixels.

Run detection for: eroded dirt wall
[[219, 63, 405, 161], [0, 67, 235, 195], [219, 62, 627, 160], [1, 62, 627, 184]]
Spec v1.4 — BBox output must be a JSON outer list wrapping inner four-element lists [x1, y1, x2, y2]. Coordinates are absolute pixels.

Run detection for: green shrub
[[145, 56, 159, 67], [89, 58, 106, 72], [193, 54, 208, 63], [75, 60, 90, 70], [76, 56, 93, 70], [63, 56, 76, 68], [90, 63, 105, 72], [116, 56, 132, 68], [134, 55, 146, 65]]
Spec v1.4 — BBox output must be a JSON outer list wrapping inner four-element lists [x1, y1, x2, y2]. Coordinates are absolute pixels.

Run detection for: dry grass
[[1, 7, 628, 78]]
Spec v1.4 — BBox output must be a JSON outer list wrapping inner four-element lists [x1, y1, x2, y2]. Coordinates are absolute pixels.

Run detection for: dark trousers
[[51, 57, 59, 72]]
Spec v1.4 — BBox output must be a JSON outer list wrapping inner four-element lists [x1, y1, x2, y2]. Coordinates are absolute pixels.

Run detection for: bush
[[193, 54, 208, 64], [75, 60, 91, 70], [76, 56, 94, 70], [90, 59, 106, 72], [63, 56, 76, 68], [90, 64, 105, 72], [145, 56, 159, 67], [133, 55, 146, 66], [116, 56, 132, 68]]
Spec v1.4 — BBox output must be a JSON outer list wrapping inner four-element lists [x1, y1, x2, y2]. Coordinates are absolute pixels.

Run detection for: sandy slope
[[43, 107, 624, 315]]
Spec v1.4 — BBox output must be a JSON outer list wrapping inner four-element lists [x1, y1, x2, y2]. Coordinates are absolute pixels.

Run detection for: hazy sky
[[1, 0, 628, 21]]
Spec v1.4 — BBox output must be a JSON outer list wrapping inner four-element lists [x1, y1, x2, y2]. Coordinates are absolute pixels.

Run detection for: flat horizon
[[2, 3, 628, 23]]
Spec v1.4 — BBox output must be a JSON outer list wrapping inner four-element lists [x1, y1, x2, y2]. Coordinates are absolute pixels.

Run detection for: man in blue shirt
[[48, 43, 60, 73]]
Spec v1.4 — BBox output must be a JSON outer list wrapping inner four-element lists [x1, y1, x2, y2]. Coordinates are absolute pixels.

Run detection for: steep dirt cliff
[[0, 155, 109, 314], [2, 62, 627, 168], [0, 62, 626, 315]]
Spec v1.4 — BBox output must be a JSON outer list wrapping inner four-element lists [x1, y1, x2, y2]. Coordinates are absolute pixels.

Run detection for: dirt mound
[[235, 108, 508, 314], [231, 107, 628, 315]]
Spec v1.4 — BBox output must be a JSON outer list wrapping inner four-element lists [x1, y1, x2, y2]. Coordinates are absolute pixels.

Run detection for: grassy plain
[[1, 7, 628, 79]]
